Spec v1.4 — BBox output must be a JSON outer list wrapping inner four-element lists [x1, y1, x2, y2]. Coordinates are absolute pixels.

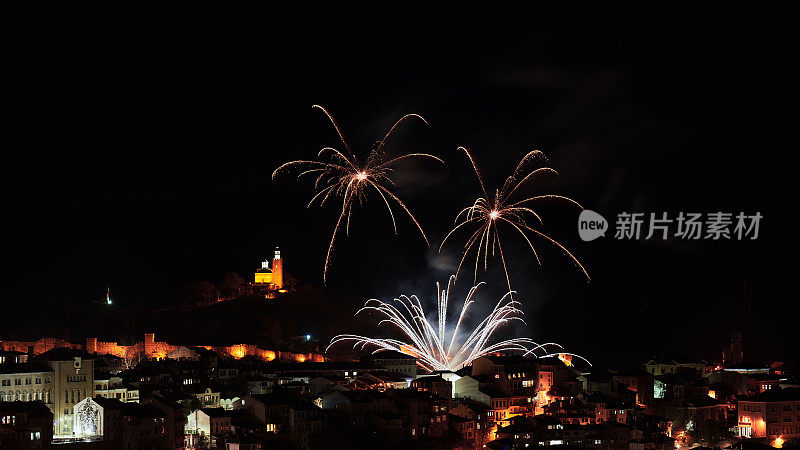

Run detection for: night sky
[[2, 5, 797, 366]]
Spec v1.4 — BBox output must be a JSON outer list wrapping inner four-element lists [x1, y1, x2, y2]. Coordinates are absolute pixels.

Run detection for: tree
[[180, 396, 203, 418], [220, 272, 246, 297], [123, 351, 143, 370], [687, 420, 731, 447], [185, 281, 219, 306]]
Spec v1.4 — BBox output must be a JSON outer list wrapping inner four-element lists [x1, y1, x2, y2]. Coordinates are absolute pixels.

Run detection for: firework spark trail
[[273, 105, 443, 283], [441, 147, 590, 293], [327, 276, 590, 372]]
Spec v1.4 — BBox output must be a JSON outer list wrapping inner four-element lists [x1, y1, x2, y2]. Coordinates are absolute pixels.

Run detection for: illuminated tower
[[143, 333, 156, 358], [272, 247, 283, 288]]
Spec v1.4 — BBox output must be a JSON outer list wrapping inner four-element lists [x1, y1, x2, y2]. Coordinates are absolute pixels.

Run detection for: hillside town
[[1, 331, 797, 449]]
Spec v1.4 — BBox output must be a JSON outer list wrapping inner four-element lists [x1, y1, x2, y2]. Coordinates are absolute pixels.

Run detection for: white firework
[[327, 276, 589, 372]]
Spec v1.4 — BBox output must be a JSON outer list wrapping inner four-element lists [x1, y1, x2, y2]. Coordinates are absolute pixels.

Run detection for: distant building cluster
[[1, 331, 798, 449]]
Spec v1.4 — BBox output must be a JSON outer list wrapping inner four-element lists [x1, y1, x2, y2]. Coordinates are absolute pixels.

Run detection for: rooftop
[[201, 407, 233, 418], [34, 347, 94, 361], [645, 355, 707, 366], [367, 350, 417, 361], [740, 388, 800, 402], [0, 401, 53, 417], [0, 362, 52, 375], [248, 393, 320, 412], [0, 350, 26, 355]]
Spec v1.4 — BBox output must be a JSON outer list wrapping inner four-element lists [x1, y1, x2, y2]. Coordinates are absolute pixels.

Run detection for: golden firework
[[441, 147, 589, 291], [273, 105, 443, 282]]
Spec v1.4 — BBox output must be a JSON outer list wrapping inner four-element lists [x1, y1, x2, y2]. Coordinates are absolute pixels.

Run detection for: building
[[94, 371, 139, 403], [1, 351, 96, 436], [253, 247, 283, 289], [77, 397, 169, 448], [677, 397, 727, 425], [367, 351, 418, 377], [276, 361, 378, 379], [186, 407, 233, 447], [142, 397, 186, 450], [644, 357, 708, 377], [0, 362, 54, 403], [353, 371, 408, 391], [737, 388, 800, 441], [242, 393, 323, 449], [34, 348, 95, 436], [385, 389, 449, 440], [483, 388, 515, 428], [319, 390, 404, 436], [192, 387, 221, 408], [412, 375, 453, 402], [0, 401, 53, 448], [448, 413, 478, 448], [454, 376, 491, 406], [166, 346, 200, 361], [0, 350, 28, 365], [471, 355, 538, 397], [611, 369, 654, 407], [451, 400, 492, 447]]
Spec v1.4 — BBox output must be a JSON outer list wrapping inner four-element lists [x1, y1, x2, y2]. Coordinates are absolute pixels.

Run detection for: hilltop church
[[253, 247, 284, 293]]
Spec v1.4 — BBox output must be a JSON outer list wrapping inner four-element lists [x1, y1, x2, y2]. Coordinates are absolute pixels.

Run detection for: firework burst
[[441, 147, 589, 292], [273, 105, 443, 282], [327, 276, 589, 372]]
